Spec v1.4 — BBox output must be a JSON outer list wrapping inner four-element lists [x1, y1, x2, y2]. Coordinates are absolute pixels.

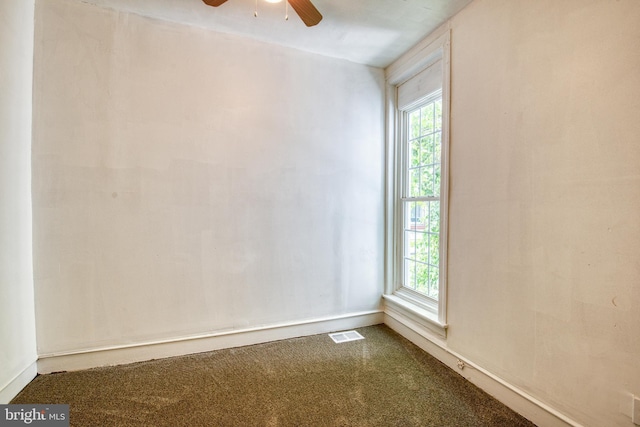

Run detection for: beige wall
[[19, 0, 640, 423], [32, 0, 385, 355], [447, 0, 640, 425], [0, 0, 38, 403]]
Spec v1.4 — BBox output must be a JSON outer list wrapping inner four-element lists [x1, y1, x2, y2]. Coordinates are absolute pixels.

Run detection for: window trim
[[384, 26, 450, 336]]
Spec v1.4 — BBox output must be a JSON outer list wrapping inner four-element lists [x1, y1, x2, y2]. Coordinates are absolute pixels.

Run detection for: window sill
[[383, 293, 448, 339]]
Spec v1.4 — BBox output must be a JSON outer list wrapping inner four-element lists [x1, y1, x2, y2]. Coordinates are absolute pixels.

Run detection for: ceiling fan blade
[[288, 0, 323, 27], [202, 0, 228, 7]]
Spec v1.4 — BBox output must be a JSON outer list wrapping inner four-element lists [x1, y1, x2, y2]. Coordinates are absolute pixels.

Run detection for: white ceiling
[[82, 0, 472, 68]]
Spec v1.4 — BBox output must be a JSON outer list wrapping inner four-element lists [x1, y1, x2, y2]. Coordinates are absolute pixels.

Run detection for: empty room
[[1, 0, 639, 425]]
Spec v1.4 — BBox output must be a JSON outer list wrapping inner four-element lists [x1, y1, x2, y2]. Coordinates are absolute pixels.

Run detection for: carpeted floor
[[12, 325, 536, 426]]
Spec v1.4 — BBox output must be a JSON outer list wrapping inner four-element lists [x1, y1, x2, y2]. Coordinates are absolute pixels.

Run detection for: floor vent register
[[328, 330, 365, 344]]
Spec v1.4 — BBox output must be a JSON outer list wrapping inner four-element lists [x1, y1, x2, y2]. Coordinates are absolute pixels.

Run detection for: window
[[383, 28, 449, 335], [402, 95, 443, 301]]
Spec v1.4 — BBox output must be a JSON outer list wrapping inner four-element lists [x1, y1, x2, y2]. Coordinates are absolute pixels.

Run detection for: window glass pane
[[405, 259, 416, 290], [429, 233, 439, 266], [420, 167, 434, 196], [403, 203, 409, 231], [434, 165, 441, 197], [416, 262, 429, 295], [408, 168, 420, 197], [420, 135, 433, 166], [428, 267, 439, 299], [404, 201, 415, 230], [429, 201, 440, 233], [410, 139, 421, 168], [416, 201, 428, 229], [434, 132, 442, 163], [404, 230, 415, 258], [435, 99, 442, 131], [414, 231, 428, 261], [409, 110, 421, 139], [421, 103, 435, 134]]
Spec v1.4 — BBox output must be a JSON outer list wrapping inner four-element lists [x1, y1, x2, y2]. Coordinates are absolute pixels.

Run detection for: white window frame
[[383, 27, 450, 338]]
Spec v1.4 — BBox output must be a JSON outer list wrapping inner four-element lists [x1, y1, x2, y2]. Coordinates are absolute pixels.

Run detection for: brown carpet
[[12, 325, 536, 426]]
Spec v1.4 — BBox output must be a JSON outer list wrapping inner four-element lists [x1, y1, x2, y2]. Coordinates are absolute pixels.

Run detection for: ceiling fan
[[202, 0, 323, 27]]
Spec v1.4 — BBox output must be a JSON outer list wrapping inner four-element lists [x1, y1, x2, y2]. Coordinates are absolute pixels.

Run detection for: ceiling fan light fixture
[[202, 0, 321, 27], [264, 0, 283, 3]]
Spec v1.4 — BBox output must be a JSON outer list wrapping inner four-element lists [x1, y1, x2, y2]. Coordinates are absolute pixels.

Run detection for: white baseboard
[[0, 361, 38, 404], [37, 310, 384, 374], [384, 311, 583, 427]]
